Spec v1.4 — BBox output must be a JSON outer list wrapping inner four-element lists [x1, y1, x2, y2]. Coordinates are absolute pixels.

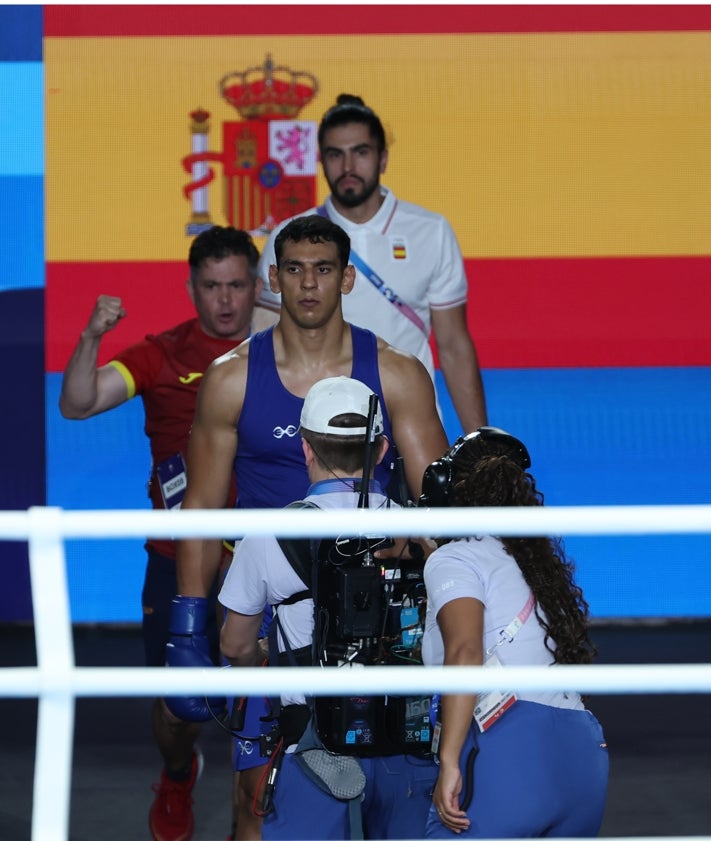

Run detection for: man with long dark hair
[[257, 94, 488, 434]]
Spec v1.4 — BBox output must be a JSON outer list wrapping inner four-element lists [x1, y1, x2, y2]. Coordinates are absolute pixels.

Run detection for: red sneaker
[[149, 750, 203, 841]]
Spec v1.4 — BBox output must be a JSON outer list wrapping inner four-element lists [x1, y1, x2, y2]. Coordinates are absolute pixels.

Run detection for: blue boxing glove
[[164, 595, 226, 722]]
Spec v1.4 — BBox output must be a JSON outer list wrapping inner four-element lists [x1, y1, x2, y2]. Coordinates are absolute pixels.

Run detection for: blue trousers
[[262, 752, 352, 840], [425, 701, 609, 838], [362, 753, 438, 839], [262, 751, 437, 839]]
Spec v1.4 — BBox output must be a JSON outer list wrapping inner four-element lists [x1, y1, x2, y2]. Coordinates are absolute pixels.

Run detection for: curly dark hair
[[448, 451, 596, 665]]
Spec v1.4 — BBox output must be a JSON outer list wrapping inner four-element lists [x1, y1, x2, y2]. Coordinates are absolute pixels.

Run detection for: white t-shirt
[[422, 535, 584, 710], [218, 483, 395, 706], [257, 188, 468, 384]]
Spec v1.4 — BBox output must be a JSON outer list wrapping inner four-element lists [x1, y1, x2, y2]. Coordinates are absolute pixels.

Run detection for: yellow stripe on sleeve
[[107, 360, 137, 400]]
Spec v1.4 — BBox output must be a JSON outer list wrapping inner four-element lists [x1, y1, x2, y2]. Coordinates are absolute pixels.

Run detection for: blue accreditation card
[[156, 453, 187, 510]]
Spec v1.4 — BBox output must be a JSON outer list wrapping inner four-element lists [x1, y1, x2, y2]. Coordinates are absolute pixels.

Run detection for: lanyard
[[307, 478, 384, 497], [485, 591, 536, 658]]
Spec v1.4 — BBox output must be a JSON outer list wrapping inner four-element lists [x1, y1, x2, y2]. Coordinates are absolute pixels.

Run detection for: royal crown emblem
[[219, 54, 318, 120], [182, 54, 319, 236]]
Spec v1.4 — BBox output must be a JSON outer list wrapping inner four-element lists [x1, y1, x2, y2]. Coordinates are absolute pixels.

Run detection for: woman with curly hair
[[420, 427, 609, 838]]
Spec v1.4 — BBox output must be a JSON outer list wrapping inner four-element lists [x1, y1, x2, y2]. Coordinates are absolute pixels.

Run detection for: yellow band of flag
[[46, 31, 711, 261]]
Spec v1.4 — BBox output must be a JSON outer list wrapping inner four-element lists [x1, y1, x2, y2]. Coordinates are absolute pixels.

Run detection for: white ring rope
[[3, 503, 711, 539], [5, 504, 711, 841], [4, 662, 711, 698]]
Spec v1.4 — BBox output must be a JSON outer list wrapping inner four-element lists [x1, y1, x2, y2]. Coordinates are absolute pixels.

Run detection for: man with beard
[[257, 94, 488, 436]]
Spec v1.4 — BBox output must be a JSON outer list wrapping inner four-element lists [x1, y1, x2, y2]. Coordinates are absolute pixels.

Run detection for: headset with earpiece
[[418, 426, 531, 508]]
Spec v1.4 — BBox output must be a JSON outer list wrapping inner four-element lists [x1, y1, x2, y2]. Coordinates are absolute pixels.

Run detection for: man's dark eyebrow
[[201, 277, 248, 284], [323, 142, 375, 154], [282, 256, 337, 268]]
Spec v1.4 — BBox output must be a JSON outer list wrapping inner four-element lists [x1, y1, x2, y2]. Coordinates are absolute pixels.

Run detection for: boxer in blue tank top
[[236, 323, 393, 510], [175, 215, 449, 838]]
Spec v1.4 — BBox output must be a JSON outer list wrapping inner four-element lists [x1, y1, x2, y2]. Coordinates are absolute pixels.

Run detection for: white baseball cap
[[300, 376, 384, 436]]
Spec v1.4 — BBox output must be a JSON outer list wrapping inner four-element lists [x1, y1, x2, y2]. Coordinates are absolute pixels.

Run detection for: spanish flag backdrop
[[3, 5, 710, 621]]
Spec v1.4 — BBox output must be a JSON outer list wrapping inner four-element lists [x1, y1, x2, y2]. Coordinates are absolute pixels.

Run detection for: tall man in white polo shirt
[[257, 93, 488, 435]]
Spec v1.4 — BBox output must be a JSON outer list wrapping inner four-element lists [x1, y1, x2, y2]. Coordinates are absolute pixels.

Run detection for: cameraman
[[219, 376, 436, 840]]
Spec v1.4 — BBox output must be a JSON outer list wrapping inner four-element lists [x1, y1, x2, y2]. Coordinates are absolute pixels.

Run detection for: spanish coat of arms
[[183, 54, 319, 236]]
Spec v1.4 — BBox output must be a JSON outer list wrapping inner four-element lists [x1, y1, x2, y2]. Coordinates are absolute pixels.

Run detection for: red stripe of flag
[[43, 5, 711, 38], [47, 255, 711, 373]]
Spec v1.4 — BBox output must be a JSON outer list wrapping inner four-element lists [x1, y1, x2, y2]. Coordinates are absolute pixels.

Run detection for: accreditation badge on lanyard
[[472, 591, 535, 733], [472, 652, 517, 732], [156, 453, 188, 510]]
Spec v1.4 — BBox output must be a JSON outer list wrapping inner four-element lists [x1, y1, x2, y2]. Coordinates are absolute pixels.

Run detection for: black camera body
[[319, 561, 383, 641], [313, 537, 430, 756]]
